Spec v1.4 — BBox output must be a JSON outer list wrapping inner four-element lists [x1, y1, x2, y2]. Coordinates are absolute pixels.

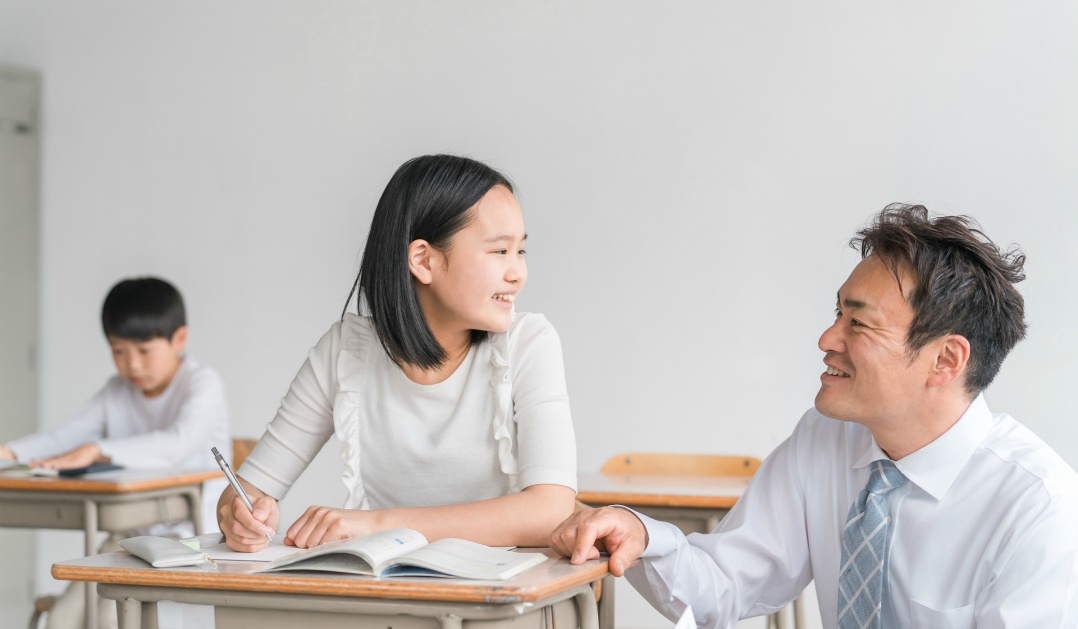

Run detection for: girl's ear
[[408, 239, 436, 285]]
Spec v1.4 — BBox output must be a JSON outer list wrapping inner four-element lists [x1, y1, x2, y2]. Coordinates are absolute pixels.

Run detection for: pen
[[212, 446, 274, 542]]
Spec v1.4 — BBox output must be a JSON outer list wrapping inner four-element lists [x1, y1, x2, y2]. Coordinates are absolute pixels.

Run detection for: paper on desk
[[195, 535, 297, 562], [674, 605, 696, 629]]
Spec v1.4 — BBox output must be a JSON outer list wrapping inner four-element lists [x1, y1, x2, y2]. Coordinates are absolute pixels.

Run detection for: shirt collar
[[852, 393, 994, 500]]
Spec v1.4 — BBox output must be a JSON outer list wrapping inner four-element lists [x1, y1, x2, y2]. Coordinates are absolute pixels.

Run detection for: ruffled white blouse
[[240, 312, 577, 510]]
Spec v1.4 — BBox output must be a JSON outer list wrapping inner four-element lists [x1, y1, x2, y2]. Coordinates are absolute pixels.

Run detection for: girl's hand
[[218, 480, 279, 552], [32, 443, 105, 470], [0, 444, 16, 461], [285, 506, 384, 548]]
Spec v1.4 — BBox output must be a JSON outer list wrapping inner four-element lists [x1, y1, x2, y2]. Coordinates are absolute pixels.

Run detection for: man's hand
[[31, 443, 105, 470], [285, 506, 385, 549], [549, 506, 649, 576]]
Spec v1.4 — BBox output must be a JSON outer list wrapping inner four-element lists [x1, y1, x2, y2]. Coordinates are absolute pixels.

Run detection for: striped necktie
[[837, 459, 908, 629]]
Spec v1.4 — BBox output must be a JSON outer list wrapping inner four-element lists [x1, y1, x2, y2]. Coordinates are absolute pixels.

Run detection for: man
[[552, 205, 1078, 628]]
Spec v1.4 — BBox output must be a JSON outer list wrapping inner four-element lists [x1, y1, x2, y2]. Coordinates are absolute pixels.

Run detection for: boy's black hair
[[101, 277, 186, 341], [342, 154, 514, 369]]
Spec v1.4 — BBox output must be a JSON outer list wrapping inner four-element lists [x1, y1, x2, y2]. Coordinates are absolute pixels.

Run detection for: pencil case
[[119, 535, 209, 568]]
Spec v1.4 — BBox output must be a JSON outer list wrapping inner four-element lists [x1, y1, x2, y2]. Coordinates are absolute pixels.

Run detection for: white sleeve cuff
[[611, 505, 681, 558]]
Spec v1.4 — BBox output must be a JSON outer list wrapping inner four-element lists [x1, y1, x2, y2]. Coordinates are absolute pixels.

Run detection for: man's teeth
[[493, 294, 515, 303], [826, 366, 851, 378]]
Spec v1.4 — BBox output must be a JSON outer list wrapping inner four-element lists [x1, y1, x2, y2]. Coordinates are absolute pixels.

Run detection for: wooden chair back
[[600, 453, 761, 477], [232, 438, 258, 470]]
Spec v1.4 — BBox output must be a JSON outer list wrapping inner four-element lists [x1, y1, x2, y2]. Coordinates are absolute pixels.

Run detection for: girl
[[219, 155, 577, 551]]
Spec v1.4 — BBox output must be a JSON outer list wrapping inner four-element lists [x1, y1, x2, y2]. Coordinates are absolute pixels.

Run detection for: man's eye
[[851, 319, 864, 327]]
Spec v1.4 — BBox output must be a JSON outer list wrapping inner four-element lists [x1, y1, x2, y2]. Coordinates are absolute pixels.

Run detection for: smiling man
[[551, 205, 1078, 628]]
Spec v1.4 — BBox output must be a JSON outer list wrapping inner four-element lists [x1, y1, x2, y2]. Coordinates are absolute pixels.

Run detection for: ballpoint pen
[[212, 446, 274, 542]]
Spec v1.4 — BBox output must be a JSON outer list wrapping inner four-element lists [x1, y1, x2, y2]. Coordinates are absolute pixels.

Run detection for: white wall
[[1, 2, 1076, 628]]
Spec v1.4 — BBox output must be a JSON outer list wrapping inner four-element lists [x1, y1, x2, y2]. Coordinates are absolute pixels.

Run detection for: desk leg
[[596, 575, 615, 629], [116, 597, 143, 629], [574, 582, 600, 629], [180, 487, 203, 535], [83, 499, 98, 629], [436, 614, 463, 629]]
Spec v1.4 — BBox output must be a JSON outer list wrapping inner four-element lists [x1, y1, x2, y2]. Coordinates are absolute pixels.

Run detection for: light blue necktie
[[837, 459, 908, 629]]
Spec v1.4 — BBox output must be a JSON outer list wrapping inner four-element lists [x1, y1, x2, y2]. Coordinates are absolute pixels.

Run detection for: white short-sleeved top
[[240, 312, 577, 509]]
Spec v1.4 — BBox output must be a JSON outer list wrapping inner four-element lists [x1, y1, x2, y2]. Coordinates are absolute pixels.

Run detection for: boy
[[0, 277, 230, 628]]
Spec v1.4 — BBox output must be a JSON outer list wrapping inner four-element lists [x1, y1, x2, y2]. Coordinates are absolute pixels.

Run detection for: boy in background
[[0, 277, 230, 628]]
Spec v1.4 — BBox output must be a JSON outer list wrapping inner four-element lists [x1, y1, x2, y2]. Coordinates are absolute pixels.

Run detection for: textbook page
[[260, 529, 547, 579], [262, 528, 427, 576]]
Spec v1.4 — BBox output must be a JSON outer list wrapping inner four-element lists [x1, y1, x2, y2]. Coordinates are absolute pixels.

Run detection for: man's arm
[[975, 495, 1078, 627]]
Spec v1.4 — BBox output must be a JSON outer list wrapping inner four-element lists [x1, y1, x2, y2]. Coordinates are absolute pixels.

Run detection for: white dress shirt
[[627, 395, 1078, 629]]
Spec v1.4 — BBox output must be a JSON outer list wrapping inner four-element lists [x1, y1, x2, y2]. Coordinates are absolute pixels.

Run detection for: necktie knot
[[865, 459, 908, 496]]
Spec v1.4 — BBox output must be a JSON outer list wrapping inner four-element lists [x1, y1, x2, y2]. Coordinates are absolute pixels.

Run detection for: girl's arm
[[284, 483, 577, 548]]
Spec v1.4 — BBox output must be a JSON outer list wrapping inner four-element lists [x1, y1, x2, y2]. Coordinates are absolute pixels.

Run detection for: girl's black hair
[[342, 154, 514, 369], [101, 277, 186, 341]]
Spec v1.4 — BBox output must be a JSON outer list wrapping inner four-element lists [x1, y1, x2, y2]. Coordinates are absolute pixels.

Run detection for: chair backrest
[[600, 453, 761, 477], [232, 438, 258, 470]]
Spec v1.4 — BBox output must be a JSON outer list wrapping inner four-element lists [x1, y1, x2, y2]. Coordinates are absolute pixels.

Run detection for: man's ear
[[927, 334, 970, 388], [170, 326, 189, 354], [408, 239, 436, 285]]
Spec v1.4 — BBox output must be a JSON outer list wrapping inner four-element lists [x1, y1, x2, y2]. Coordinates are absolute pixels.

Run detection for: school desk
[[576, 471, 748, 534], [0, 468, 221, 629], [52, 548, 612, 629]]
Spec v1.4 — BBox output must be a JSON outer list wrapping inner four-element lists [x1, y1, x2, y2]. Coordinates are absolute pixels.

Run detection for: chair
[[232, 438, 258, 470], [600, 452, 761, 477]]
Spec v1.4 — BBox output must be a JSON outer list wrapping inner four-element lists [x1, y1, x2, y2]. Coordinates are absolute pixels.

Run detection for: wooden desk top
[[0, 469, 222, 494], [576, 472, 749, 509], [53, 548, 608, 604]]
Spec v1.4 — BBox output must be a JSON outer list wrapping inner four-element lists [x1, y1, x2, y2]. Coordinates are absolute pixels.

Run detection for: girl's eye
[[518, 249, 527, 255], [494, 249, 508, 255]]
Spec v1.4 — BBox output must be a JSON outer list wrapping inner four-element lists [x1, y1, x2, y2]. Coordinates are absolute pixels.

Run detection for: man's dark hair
[[852, 204, 1026, 394], [342, 154, 515, 369], [101, 277, 186, 341]]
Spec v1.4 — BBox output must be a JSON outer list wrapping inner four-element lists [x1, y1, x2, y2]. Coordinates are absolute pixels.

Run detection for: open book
[[257, 528, 547, 580]]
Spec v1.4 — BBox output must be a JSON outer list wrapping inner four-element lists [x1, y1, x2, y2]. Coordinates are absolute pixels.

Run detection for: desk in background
[[577, 471, 748, 534], [54, 548, 610, 629], [0, 469, 222, 629]]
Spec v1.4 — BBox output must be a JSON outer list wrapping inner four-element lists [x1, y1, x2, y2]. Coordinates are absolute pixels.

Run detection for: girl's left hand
[[285, 505, 384, 548]]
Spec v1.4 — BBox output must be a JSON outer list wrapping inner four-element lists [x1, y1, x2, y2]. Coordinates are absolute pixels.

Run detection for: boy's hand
[[285, 506, 384, 549], [549, 506, 649, 577], [32, 443, 106, 470], [219, 483, 279, 552]]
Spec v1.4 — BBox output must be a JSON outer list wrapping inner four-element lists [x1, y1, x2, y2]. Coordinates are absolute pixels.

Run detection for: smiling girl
[[218, 155, 577, 551]]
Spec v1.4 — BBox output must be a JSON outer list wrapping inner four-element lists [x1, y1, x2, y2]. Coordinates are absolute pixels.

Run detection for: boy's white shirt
[[7, 356, 230, 530]]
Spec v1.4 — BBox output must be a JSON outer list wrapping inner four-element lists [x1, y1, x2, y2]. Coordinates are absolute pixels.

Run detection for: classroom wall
[[1, 2, 1076, 628]]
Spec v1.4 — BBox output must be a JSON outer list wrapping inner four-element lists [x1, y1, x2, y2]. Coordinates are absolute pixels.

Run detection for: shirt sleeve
[[974, 493, 1078, 628], [508, 314, 577, 492], [6, 387, 110, 461], [623, 421, 814, 629], [97, 367, 230, 468], [238, 324, 340, 500]]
